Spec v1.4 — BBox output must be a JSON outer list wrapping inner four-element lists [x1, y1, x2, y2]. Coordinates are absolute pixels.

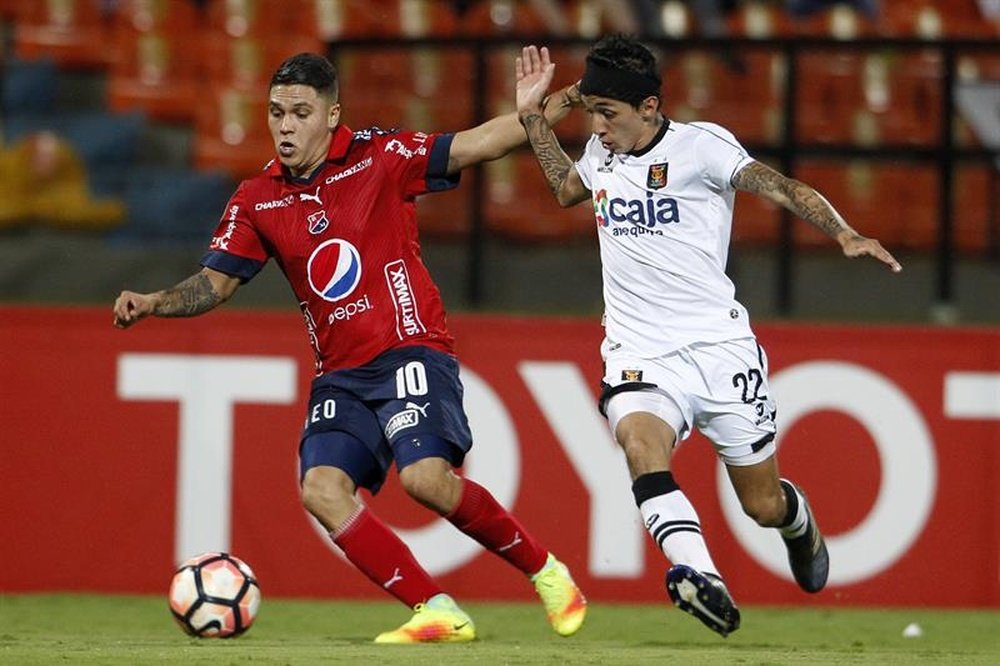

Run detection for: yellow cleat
[[374, 594, 476, 644], [531, 553, 587, 637]]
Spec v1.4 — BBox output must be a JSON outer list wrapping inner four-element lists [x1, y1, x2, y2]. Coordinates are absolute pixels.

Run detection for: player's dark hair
[[270, 53, 339, 102], [584, 34, 661, 107]]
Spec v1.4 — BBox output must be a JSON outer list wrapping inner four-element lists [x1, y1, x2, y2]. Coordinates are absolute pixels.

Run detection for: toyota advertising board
[[1, 306, 997, 607]]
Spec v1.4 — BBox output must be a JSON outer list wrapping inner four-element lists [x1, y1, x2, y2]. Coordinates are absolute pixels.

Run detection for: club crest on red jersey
[[647, 162, 668, 189], [307, 210, 329, 235]]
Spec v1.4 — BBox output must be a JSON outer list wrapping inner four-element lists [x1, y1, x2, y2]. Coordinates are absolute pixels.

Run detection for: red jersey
[[201, 125, 459, 375]]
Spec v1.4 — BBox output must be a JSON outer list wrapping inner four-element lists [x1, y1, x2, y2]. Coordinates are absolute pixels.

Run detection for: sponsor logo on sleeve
[[384, 138, 428, 160], [210, 205, 241, 250]]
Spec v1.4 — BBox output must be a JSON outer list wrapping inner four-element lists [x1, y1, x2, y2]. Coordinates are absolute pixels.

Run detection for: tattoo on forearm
[[154, 273, 222, 317], [521, 112, 573, 197], [736, 163, 854, 240]]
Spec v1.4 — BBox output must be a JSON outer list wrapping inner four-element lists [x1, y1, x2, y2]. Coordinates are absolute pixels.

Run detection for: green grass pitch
[[1, 594, 998, 665]]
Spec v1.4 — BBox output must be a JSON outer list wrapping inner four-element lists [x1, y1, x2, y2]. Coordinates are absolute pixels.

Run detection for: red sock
[[447, 478, 548, 575], [332, 507, 442, 608]]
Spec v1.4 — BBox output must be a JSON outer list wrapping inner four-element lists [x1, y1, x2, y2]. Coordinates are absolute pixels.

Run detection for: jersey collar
[[627, 116, 669, 158], [266, 124, 355, 180]]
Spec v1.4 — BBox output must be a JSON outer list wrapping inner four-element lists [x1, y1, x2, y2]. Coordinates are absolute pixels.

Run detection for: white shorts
[[601, 337, 777, 467]]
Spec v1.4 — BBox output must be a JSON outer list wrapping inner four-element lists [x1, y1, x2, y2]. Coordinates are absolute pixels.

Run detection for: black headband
[[579, 61, 660, 102]]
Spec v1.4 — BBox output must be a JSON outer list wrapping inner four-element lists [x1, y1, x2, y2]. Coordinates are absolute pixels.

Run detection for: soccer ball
[[168, 552, 261, 638]]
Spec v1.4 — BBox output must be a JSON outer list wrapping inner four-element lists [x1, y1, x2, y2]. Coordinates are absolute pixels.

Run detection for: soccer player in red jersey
[[113, 50, 586, 643]]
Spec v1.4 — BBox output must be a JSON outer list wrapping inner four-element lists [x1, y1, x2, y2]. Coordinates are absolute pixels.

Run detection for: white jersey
[[575, 119, 756, 359]]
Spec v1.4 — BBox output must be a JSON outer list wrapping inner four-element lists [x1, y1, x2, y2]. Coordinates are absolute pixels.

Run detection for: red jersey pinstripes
[[201, 125, 459, 375]]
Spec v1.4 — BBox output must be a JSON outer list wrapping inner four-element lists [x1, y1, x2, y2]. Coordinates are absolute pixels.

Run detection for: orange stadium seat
[[796, 51, 867, 145], [484, 152, 591, 242], [732, 191, 781, 246], [883, 0, 998, 38], [795, 162, 940, 251], [105, 0, 204, 122], [12, 0, 115, 69], [680, 50, 784, 144], [415, 179, 472, 238], [788, 4, 877, 38], [193, 87, 273, 180], [339, 47, 476, 133], [727, 0, 795, 38], [202, 34, 326, 91]]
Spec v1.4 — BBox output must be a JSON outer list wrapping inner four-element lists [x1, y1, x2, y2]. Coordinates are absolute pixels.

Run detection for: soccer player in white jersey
[[514, 36, 901, 636]]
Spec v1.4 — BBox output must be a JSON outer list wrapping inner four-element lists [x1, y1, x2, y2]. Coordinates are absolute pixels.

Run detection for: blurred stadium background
[[1, 0, 998, 635], [0, 0, 996, 321]]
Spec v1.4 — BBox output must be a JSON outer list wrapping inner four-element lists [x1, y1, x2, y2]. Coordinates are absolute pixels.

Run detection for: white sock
[[639, 490, 719, 576]]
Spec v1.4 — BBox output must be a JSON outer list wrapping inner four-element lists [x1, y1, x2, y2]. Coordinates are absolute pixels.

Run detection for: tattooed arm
[[733, 160, 902, 272], [113, 267, 241, 329], [515, 45, 590, 207]]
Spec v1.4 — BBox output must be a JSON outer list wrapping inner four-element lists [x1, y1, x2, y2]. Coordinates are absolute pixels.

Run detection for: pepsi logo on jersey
[[307, 239, 362, 302]]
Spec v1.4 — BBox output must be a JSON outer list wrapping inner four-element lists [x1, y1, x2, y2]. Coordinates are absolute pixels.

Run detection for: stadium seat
[[732, 191, 781, 246], [727, 0, 794, 38], [3, 110, 146, 170], [883, 0, 997, 38], [109, 165, 235, 243], [795, 161, 941, 251], [193, 87, 272, 180], [484, 152, 590, 242], [202, 34, 326, 92], [796, 51, 867, 145], [787, 4, 876, 39], [340, 48, 476, 132], [105, 0, 204, 122], [415, 183, 471, 238], [2, 57, 59, 114], [12, 0, 116, 69]]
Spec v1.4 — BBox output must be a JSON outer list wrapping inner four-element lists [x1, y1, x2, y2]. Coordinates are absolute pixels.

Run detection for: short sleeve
[[574, 135, 602, 191], [376, 130, 459, 200], [691, 122, 754, 192], [200, 182, 267, 282]]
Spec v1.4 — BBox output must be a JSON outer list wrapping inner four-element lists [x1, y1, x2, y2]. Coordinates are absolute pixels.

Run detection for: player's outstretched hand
[[113, 290, 156, 328], [516, 45, 555, 116], [841, 235, 902, 273]]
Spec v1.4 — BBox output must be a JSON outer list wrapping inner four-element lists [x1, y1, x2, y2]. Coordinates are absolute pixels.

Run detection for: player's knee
[[398, 460, 456, 512], [740, 491, 786, 527], [300, 469, 354, 519]]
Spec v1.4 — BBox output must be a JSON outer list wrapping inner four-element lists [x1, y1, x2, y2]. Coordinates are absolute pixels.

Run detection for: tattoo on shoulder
[[732, 161, 777, 193]]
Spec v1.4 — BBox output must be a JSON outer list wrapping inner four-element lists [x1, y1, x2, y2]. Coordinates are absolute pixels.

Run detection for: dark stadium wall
[[0, 306, 997, 607]]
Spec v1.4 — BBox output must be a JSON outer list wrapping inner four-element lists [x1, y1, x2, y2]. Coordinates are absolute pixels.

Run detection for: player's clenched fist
[[113, 290, 156, 328]]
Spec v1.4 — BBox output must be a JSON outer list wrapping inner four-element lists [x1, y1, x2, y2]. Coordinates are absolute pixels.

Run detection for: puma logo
[[299, 186, 322, 205], [497, 531, 523, 552], [382, 567, 403, 589], [405, 401, 430, 418]]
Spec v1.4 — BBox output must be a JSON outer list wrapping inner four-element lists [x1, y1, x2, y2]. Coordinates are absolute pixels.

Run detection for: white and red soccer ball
[[168, 552, 261, 638]]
